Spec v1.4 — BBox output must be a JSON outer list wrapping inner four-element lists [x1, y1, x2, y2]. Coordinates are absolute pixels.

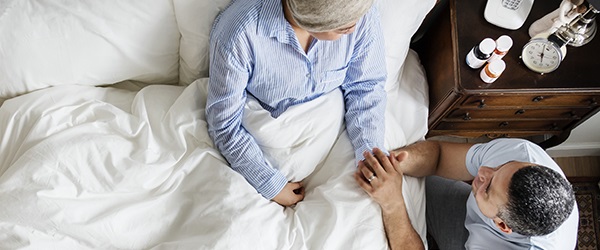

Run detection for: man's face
[[471, 161, 530, 219], [308, 22, 357, 41]]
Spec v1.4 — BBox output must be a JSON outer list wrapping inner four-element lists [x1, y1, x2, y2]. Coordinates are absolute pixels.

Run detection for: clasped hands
[[354, 148, 408, 212]]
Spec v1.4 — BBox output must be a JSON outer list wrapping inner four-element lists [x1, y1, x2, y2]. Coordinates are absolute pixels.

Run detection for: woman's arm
[[340, 7, 388, 164], [206, 32, 296, 204]]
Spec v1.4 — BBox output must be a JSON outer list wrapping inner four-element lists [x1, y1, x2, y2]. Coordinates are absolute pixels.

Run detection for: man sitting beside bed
[[355, 138, 578, 249]]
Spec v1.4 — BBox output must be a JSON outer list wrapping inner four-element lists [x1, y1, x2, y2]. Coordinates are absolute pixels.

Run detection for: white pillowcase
[[377, 0, 436, 90], [173, 0, 232, 85], [0, 0, 180, 99], [173, 0, 435, 87]]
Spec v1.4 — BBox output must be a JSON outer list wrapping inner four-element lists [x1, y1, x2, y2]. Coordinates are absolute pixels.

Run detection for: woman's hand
[[272, 181, 305, 207], [354, 148, 408, 213]]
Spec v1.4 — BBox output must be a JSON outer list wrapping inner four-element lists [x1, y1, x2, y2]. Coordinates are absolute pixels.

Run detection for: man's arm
[[354, 140, 475, 249], [392, 140, 475, 181], [355, 148, 424, 250]]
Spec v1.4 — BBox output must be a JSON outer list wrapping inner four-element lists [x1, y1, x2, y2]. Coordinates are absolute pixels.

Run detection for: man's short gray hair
[[498, 165, 575, 236], [286, 0, 375, 32]]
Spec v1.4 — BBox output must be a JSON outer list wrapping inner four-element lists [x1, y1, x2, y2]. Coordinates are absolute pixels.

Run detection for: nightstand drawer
[[461, 95, 600, 108], [447, 108, 590, 120], [436, 120, 571, 131]]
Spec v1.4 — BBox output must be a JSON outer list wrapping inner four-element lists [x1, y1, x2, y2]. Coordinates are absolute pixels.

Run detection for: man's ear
[[493, 217, 513, 234]]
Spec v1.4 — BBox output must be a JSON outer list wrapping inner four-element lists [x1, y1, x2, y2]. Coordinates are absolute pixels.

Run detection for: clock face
[[521, 38, 563, 74]]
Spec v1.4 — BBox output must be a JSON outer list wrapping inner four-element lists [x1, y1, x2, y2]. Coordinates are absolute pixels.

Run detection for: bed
[[0, 0, 436, 249]]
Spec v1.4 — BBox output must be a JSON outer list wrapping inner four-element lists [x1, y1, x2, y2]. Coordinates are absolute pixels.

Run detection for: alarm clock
[[521, 32, 568, 74]]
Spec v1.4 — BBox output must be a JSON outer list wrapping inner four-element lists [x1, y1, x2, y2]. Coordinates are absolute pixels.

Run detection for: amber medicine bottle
[[480, 59, 505, 84], [466, 38, 495, 69], [489, 35, 513, 62]]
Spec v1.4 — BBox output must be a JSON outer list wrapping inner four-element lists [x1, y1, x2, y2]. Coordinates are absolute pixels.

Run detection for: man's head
[[285, 0, 374, 40], [471, 161, 575, 236]]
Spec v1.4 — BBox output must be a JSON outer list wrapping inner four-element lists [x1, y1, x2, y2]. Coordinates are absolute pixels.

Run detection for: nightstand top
[[453, 0, 600, 92]]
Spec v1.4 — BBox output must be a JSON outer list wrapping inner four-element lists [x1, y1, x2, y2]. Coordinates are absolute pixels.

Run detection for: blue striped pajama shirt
[[206, 0, 387, 200]]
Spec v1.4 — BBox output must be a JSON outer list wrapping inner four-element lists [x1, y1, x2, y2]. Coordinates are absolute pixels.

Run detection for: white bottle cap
[[495, 35, 513, 51], [488, 59, 506, 75], [479, 38, 496, 54]]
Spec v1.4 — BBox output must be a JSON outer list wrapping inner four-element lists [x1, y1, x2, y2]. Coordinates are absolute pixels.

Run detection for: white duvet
[[0, 51, 429, 249]]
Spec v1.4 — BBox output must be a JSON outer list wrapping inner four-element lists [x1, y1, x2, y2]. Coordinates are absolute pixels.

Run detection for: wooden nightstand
[[413, 0, 600, 148]]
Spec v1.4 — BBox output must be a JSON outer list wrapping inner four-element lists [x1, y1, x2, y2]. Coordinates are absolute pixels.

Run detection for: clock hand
[[540, 45, 546, 63]]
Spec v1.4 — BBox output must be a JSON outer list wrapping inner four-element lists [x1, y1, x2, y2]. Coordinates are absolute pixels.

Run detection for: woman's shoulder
[[211, 0, 261, 41]]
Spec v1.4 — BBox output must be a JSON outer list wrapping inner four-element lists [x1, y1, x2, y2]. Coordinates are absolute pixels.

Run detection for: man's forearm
[[392, 140, 474, 181], [392, 141, 441, 177], [381, 197, 424, 250]]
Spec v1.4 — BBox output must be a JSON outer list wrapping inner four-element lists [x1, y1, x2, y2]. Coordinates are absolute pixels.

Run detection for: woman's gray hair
[[286, 0, 374, 32]]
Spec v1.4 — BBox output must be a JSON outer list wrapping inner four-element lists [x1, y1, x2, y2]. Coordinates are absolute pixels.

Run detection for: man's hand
[[354, 148, 408, 213], [272, 182, 305, 207], [355, 148, 425, 250]]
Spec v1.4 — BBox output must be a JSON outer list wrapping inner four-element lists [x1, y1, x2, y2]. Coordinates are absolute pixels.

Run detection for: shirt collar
[[257, 0, 291, 39]]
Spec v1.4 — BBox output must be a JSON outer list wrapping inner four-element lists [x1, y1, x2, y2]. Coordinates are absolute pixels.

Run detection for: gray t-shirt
[[463, 138, 579, 249]]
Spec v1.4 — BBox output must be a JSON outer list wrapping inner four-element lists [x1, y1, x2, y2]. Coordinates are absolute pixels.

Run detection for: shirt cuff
[[256, 171, 288, 200]]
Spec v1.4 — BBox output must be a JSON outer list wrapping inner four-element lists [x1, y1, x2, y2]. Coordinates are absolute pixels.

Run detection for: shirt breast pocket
[[319, 66, 348, 93]]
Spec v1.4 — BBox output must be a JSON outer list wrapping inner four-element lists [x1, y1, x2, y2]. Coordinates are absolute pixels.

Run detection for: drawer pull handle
[[515, 109, 525, 115], [463, 112, 472, 120], [499, 121, 509, 127], [477, 100, 486, 109], [589, 98, 598, 106], [551, 123, 559, 130], [532, 96, 545, 102]]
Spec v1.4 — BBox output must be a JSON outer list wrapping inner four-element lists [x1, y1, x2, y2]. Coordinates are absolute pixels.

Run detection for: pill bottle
[[466, 38, 495, 69], [489, 35, 513, 62], [480, 59, 506, 84]]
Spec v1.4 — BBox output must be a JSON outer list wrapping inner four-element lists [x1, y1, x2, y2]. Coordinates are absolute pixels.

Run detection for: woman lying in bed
[[206, 0, 388, 206]]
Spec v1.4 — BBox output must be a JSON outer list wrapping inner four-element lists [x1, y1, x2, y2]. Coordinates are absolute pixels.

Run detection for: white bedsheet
[[0, 50, 428, 249]]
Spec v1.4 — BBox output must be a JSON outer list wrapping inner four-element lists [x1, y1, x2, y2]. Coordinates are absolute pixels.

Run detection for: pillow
[[377, 0, 436, 90], [384, 49, 430, 150], [173, 0, 435, 86], [0, 0, 180, 99], [173, 0, 232, 85]]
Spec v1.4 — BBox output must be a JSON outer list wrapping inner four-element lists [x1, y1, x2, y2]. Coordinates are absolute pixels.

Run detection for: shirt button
[[305, 74, 310, 78]]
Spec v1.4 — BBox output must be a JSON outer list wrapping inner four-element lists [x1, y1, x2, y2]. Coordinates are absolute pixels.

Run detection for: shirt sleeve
[[206, 28, 287, 200], [340, 8, 388, 164], [465, 138, 552, 176]]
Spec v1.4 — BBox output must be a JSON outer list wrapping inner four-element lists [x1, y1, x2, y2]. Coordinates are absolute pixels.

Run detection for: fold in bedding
[[0, 51, 429, 249]]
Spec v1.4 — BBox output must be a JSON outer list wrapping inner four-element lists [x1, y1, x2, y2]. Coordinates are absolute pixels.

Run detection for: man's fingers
[[359, 162, 373, 179], [391, 151, 408, 173], [395, 151, 408, 162], [354, 171, 373, 193], [373, 148, 394, 173], [363, 150, 385, 177]]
